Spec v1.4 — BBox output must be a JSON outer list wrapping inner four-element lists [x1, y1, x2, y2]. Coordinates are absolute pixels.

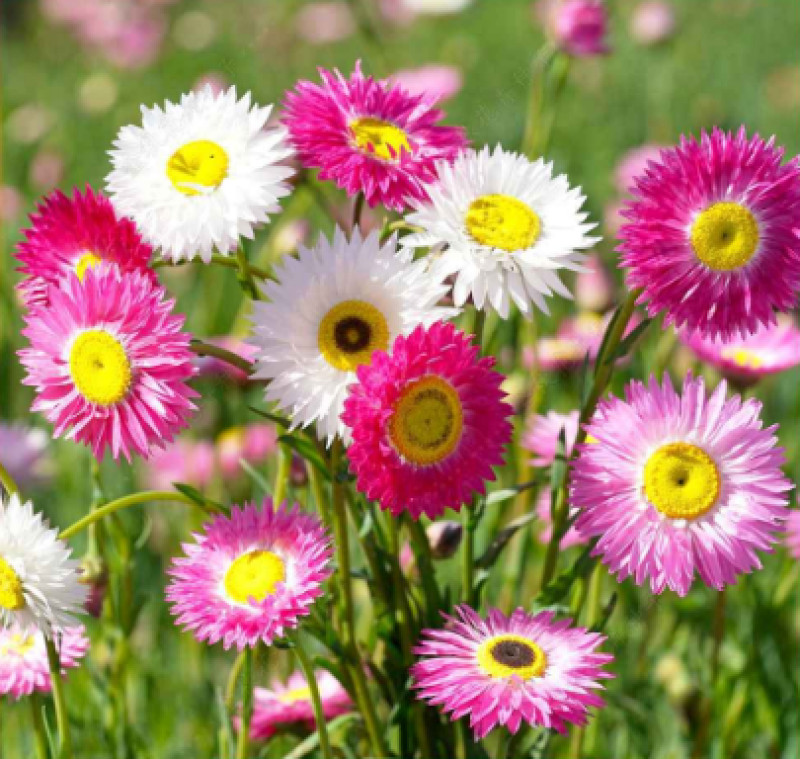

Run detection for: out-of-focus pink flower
[[29, 150, 65, 191], [194, 338, 256, 385], [603, 200, 624, 237], [630, 1, 676, 46], [552, 0, 610, 58], [295, 3, 355, 44], [0, 186, 24, 222], [145, 439, 216, 490], [101, 13, 166, 70], [389, 65, 463, 103], [576, 253, 614, 312], [0, 424, 51, 491], [193, 72, 230, 97], [613, 144, 665, 195], [217, 424, 278, 479], [536, 488, 587, 549], [273, 219, 311, 255]]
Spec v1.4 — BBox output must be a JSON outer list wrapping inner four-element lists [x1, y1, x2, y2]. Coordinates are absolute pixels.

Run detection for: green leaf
[[485, 478, 541, 506], [592, 301, 623, 375], [608, 317, 654, 362], [172, 483, 224, 514], [238, 458, 271, 494], [247, 405, 291, 429], [476, 511, 537, 569], [535, 545, 595, 607], [277, 434, 330, 479]]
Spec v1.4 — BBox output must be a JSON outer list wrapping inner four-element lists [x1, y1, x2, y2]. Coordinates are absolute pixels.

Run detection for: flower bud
[[426, 521, 463, 559], [552, 0, 610, 58]]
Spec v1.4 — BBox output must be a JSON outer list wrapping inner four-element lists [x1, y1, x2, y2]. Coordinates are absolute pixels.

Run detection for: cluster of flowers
[[3, 59, 799, 741]]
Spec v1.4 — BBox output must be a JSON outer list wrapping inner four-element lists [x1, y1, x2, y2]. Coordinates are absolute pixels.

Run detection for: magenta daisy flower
[[0, 625, 89, 700], [15, 186, 154, 309], [166, 501, 332, 650], [619, 128, 800, 340], [19, 265, 197, 461], [246, 670, 352, 741], [572, 373, 792, 596], [680, 317, 800, 385], [342, 322, 513, 520], [282, 62, 467, 212], [412, 605, 613, 739], [786, 509, 800, 560]]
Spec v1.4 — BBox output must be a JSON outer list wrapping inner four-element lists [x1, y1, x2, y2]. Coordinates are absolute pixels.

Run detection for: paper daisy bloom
[[412, 606, 613, 739], [402, 146, 598, 318], [619, 128, 800, 340], [342, 322, 513, 520], [0, 625, 89, 699], [572, 373, 792, 596], [250, 227, 457, 443], [166, 501, 332, 650], [19, 265, 197, 461], [680, 317, 800, 385], [0, 494, 88, 636], [15, 186, 154, 309], [247, 670, 352, 740], [282, 62, 467, 212], [106, 86, 294, 262]]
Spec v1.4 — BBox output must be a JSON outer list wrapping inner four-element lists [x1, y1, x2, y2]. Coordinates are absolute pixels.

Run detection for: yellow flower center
[[389, 376, 463, 466], [349, 117, 411, 162], [476, 634, 547, 680], [466, 194, 542, 252], [643, 442, 721, 520], [0, 633, 36, 656], [279, 686, 312, 704], [317, 300, 390, 372], [690, 202, 760, 271], [0, 555, 25, 611], [167, 140, 229, 196], [75, 251, 102, 282], [722, 347, 763, 369], [224, 550, 286, 605], [69, 330, 132, 406]]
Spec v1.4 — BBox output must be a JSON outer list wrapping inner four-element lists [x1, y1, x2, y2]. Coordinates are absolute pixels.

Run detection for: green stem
[[293, 635, 333, 759], [236, 647, 253, 759], [153, 254, 274, 281], [307, 459, 331, 527], [60, 490, 217, 540], [351, 191, 365, 232], [190, 339, 254, 376], [272, 444, 292, 508], [45, 637, 72, 759], [30, 693, 49, 759], [0, 461, 19, 496], [461, 499, 476, 606], [225, 651, 246, 716], [236, 246, 260, 300], [330, 440, 388, 759]]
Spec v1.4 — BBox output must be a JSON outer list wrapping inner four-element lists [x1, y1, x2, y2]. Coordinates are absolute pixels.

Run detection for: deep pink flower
[[412, 605, 613, 739], [572, 373, 792, 596], [19, 266, 197, 462], [552, 0, 610, 58], [15, 186, 154, 309], [282, 62, 467, 211], [619, 128, 800, 340], [342, 322, 513, 520]]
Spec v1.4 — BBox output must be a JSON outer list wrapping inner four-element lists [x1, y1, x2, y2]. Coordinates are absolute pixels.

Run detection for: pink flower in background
[[630, 1, 676, 46], [145, 439, 216, 491], [193, 72, 230, 97], [0, 424, 51, 491], [247, 670, 352, 740], [576, 253, 614, 312], [524, 410, 580, 467], [295, 3, 355, 45], [536, 488, 587, 549], [389, 65, 464, 102], [193, 338, 257, 385], [786, 510, 800, 559], [217, 424, 278, 478], [613, 144, 665, 195], [0, 185, 23, 222], [552, 0, 610, 58], [283, 62, 468, 211], [29, 150, 64, 192]]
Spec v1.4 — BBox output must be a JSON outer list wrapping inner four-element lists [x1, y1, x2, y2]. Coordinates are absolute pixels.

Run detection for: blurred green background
[[1, 1, 798, 758]]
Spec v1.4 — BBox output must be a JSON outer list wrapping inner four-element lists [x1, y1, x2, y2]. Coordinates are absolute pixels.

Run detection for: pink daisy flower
[[15, 186, 154, 309], [786, 509, 800, 559], [680, 317, 800, 385], [342, 322, 513, 520], [0, 625, 89, 700], [19, 265, 197, 461], [619, 128, 800, 340], [282, 62, 467, 212], [572, 373, 792, 596], [247, 669, 352, 740], [523, 410, 580, 467], [412, 605, 613, 739], [166, 501, 332, 650]]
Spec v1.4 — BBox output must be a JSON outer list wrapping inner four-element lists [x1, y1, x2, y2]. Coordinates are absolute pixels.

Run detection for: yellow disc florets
[[690, 202, 759, 271], [317, 300, 390, 372], [350, 117, 411, 162], [167, 140, 229, 196], [224, 550, 286, 605], [75, 252, 102, 282], [69, 330, 132, 406], [466, 194, 542, 252], [0, 555, 25, 611], [476, 634, 547, 680]]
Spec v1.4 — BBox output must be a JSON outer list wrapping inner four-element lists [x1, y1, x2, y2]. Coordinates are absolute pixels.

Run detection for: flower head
[[247, 670, 352, 740], [619, 128, 800, 339], [0, 495, 88, 636], [107, 86, 294, 262], [282, 62, 467, 212], [402, 146, 598, 318], [166, 501, 332, 650], [412, 605, 613, 739], [342, 322, 513, 520], [15, 186, 154, 309], [0, 625, 89, 699], [250, 227, 457, 443], [552, 0, 610, 58], [572, 373, 792, 596], [19, 265, 197, 461]]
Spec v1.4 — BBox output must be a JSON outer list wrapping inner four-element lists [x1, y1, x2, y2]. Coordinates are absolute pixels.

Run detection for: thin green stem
[[236, 647, 253, 759], [236, 246, 260, 300], [190, 339, 254, 376], [60, 490, 217, 540], [0, 460, 19, 496], [461, 498, 476, 606], [293, 635, 333, 759], [351, 191, 365, 232], [272, 444, 292, 508], [153, 254, 274, 281], [45, 637, 72, 759], [225, 651, 246, 716], [30, 693, 49, 759]]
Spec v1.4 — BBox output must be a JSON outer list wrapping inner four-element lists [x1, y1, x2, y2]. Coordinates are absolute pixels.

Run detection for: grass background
[[1, 1, 798, 757]]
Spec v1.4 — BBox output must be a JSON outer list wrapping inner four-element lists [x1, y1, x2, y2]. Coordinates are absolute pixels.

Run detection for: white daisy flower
[[249, 226, 458, 444], [0, 495, 87, 637], [106, 86, 294, 263], [402, 145, 599, 318]]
